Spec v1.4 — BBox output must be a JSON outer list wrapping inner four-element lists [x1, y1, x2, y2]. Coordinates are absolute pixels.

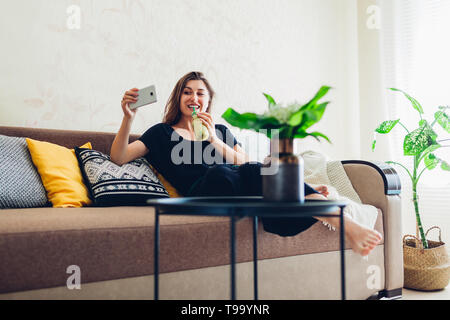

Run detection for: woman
[[111, 71, 382, 256]]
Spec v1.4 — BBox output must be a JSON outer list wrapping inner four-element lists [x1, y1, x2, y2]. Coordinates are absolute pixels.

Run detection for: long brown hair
[[162, 71, 215, 125]]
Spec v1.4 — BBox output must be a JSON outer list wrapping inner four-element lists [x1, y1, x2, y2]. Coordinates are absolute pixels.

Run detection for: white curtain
[[378, 0, 450, 241]]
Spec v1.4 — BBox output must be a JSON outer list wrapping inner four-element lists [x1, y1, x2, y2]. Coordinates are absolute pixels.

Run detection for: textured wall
[[0, 0, 359, 161]]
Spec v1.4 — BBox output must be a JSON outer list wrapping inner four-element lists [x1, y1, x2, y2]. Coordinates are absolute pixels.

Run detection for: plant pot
[[403, 226, 450, 291], [262, 138, 304, 202]]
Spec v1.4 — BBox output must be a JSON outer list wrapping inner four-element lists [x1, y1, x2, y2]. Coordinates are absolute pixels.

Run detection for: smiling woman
[[110, 71, 251, 196], [163, 72, 215, 127], [167, 75, 212, 142]]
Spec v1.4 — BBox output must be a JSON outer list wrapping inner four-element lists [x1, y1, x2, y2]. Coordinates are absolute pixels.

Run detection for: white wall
[[0, 0, 360, 161]]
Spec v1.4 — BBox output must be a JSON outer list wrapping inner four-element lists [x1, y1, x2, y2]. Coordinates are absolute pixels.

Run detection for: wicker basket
[[403, 226, 450, 291]]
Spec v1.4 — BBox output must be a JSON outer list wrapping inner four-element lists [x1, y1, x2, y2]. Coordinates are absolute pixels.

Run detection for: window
[[380, 0, 450, 238]]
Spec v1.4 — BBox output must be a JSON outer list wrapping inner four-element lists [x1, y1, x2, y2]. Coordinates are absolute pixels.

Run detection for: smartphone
[[129, 85, 157, 110]]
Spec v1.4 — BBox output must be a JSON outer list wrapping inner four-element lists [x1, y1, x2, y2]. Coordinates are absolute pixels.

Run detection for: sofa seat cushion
[[0, 207, 384, 294]]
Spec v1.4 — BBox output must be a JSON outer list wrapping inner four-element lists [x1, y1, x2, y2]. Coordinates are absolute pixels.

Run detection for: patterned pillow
[[0, 135, 49, 208], [75, 148, 169, 206]]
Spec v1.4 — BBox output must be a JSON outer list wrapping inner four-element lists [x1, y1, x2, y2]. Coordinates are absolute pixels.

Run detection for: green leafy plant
[[221, 86, 332, 142], [372, 88, 450, 248]]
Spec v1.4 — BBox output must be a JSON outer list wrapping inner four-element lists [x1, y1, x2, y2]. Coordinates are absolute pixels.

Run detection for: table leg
[[154, 208, 159, 300], [340, 206, 346, 300], [230, 215, 236, 300], [253, 216, 258, 300]]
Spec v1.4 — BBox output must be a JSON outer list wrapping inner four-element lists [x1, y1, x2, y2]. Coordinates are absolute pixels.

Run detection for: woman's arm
[[209, 138, 249, 165], [110, 88, 149, 165], [110, 117, 148, 165]]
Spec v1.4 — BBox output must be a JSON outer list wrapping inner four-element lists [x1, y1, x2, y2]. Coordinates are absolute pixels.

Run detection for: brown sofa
[[0, 126, 403, 300]]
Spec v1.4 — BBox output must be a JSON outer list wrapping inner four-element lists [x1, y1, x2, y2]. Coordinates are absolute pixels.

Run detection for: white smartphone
[[129, 85, 157, 110]]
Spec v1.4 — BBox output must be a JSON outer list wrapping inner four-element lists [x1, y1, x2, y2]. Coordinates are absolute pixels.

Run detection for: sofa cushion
[[75, 148, 169, 206], [0, 135, 49, 208], [0, 206, 384, 294], [26, 139, 93, 208]]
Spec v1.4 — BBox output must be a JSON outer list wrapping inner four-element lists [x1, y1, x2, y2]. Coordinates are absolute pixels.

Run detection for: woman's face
[[179, 80, 210, 117]]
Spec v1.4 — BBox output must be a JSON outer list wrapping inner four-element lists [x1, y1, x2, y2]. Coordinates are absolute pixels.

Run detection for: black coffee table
[[147, 196, 348, 300]]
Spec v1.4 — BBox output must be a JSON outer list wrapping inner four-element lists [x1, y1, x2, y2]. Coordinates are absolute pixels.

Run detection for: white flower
[[263, 102, 303, 124]]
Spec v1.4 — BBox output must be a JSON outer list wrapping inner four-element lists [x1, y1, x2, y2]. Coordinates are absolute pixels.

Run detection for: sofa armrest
[[341, 160, 404, 293], [341, 160, 401, 195], [341, 160, 401, 210]]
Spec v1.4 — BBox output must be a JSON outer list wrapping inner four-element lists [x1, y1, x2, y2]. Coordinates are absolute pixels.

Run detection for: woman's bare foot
[[306, 192, 382, 256], [315, 215, 382, 256], [313, 185, 329, 197], [344, 218, 382, 256]]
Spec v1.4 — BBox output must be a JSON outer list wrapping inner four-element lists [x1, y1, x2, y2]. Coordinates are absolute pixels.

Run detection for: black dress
[[139, 123, 318, 236]]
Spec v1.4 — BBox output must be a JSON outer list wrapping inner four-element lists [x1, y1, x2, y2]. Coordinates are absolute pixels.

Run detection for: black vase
[[262, 138, 305, 202]]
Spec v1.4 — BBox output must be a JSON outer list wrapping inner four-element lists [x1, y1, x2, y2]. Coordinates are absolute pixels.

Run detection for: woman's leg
[[239, 162, 321, 236], [190, 163, 318, 236], [189, 162, 383, 254], [306, 193, 382, 256], [189, 164, 243, 197]]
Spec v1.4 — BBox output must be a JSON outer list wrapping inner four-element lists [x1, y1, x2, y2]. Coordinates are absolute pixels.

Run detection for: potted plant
[[222, 86, 332, 202], [372, 88, 450, 290]]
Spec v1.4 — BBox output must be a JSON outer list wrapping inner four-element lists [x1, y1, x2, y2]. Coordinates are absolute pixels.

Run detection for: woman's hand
[[196, 112, 218, 142], [121, 88, 139, 120], [314, 185, 329, 197]]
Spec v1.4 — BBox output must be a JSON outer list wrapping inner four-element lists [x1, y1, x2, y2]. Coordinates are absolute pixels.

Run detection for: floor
[[401, 287, 449, 300]]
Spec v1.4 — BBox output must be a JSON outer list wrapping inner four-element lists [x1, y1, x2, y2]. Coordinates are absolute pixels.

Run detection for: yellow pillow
[[150, 165, 182, 198], [26, 138, 93, 208]]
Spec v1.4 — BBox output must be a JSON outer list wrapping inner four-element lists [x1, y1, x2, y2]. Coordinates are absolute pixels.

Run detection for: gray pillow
[[0, 135, 49, 208]]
